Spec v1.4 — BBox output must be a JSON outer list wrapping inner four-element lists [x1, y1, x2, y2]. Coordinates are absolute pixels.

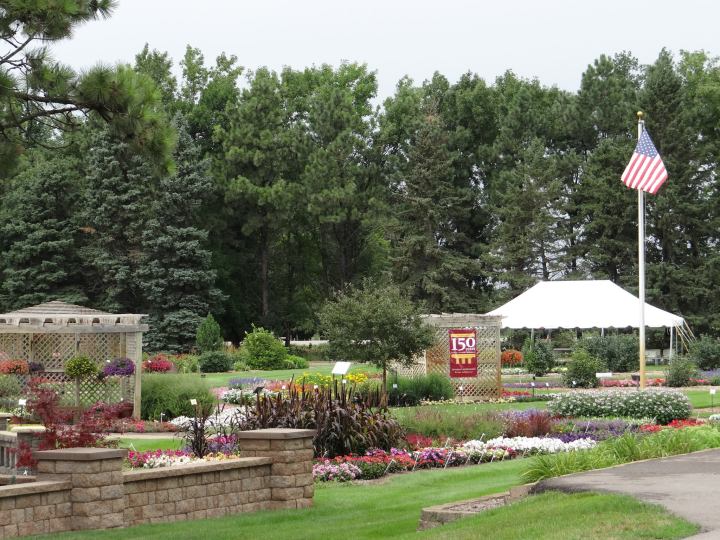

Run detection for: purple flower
[[103, 357, 135, 377]]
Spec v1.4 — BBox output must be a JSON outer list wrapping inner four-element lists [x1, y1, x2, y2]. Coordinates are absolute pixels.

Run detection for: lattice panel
[[394, 317, 501, 400], [0, 334, 29, 359], [31, 334, 76, 368], [0, 332, 133, 406]]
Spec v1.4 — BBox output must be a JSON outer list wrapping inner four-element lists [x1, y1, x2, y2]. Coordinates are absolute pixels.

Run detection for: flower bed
[[126, 449, 240, 469], [548, 389, 692, 424], [313, 435, 596, 482]]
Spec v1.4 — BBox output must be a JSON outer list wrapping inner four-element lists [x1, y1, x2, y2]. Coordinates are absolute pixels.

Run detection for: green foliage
[[387, 374, 455, 406], [285, 355, 309, 369], [548, 389, 692, 424], [524, 426, 720, 483], [140, 115, 220, 353], [0, 3, 173, 171], [65, 356, 98, 380], [198, 351, 233, 373], [173, 355, 200, 374], [563, 348, 603, 388], [319, 279, 434, 385], [577, 334, 639, 372], [195, 314, 223, 353], [0, 155, 87, 309], [522, 339, 555, 376], [0, 375, 21, 399], [665, 356, 698, 387], [396, 409, 504, 441], [287, 344, 329, 362], [688, 335, 720, 370], [242, 326, 288, 370], [140, 374, 215, 420]]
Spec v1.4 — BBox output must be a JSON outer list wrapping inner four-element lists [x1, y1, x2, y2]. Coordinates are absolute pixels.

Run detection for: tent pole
[[669, 327, 674, 361]]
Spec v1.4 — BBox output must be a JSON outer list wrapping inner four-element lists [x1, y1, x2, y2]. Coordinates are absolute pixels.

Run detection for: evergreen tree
[[391, 108, 483, 312], [139, 116, 220, 352], [79, 128, 155, 312], [0, 154, 87, 309]]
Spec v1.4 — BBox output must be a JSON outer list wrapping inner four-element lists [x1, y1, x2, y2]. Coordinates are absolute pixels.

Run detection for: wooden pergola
[[0, 301, 147, 419]]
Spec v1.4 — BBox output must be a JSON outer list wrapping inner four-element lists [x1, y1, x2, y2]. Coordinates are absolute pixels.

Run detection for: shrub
[[172, 354, 200, 374], [237, 384, 403, 457], [242, 326, 288, 370], [103, 357, 135, 377], [577, 334, 638, 372], [285, 355, 309, 369], [501, 349, 523, 366], [140, 374, 215, 420], [142, 354, 174, 373], [65, 356, 98, 379], [563, 348, 603, 388], [0, 359, 29, 375], [665, 356, 698, 387], [522, 339, 554, 376], [688, 335, 720, 371], [198, 351, 232, 373], [548, 389, 692, 425], [387, 373, 454, 406], [196, 314, 223, 353], [0, 375, 21, 398]]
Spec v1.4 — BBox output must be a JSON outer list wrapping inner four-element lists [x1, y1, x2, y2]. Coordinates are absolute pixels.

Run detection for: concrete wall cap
[[0, 480, 70, 498], [235, 429, 316, 440], [33, 448, 128, 461], [11, 426, 47, 433], [123, 456, 272, 482], [0, 413, 13, 419]]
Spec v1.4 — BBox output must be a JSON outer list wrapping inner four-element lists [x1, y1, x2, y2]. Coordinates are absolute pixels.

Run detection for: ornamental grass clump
[[524, 425, 720, 482], [548, 389, 691, 425], [236, 379, 403, 458]]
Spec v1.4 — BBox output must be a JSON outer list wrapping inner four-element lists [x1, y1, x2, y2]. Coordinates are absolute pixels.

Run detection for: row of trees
[[2, 6, 720, 349]]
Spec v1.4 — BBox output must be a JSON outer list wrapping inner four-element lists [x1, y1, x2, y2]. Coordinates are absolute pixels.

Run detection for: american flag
[[621, 128, 668, 194]]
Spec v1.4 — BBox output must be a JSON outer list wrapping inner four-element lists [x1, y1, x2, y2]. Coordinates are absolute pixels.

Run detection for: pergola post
[[128, 332, 143, 420]]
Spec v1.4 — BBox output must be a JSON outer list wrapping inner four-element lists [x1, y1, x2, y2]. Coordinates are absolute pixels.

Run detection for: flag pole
[[637, 111, 646, 390]]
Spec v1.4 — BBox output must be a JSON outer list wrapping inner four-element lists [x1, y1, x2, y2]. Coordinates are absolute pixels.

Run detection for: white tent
[[486, 280, 684, 329]]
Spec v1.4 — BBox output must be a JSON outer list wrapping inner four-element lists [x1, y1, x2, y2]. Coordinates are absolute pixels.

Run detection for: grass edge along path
[[413, 491, 699, 540], [30, 459, 527, 540]]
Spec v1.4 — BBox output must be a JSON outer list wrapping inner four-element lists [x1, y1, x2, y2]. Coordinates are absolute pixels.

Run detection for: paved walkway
[[535, 449, 720, 538]]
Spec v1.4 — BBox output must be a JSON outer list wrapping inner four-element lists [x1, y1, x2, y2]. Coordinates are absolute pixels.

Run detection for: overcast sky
[[53, 0, 719, 100]]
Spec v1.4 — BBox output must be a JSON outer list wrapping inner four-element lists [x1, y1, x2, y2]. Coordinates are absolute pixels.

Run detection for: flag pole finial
[[637, 111, 644, 121]]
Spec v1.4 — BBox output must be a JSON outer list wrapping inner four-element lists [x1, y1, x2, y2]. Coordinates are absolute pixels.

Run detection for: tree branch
[[0, 33, 34, 65], [1, 105, 82, 129]]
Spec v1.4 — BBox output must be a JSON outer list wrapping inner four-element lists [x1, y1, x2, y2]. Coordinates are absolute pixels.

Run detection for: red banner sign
[[448, 328, 478, 378]]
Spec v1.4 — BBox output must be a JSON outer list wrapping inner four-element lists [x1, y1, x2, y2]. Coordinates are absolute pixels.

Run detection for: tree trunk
[[260, 230, 270, 319]]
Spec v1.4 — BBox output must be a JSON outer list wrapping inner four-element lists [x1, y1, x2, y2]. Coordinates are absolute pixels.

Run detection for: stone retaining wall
[[0, 428, 315, 538]]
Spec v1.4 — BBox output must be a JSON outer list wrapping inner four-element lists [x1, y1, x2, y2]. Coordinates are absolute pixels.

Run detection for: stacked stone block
[[35, 448, 126, 531], [122, 458, 272, 526], [236, 428, 315, 509]]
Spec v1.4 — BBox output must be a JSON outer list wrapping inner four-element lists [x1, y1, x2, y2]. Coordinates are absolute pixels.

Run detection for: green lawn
[[117, 438, 181, 452], [684, 389, 720, 410], [416, 491, 698, 540], [33, 458, 697, 540]]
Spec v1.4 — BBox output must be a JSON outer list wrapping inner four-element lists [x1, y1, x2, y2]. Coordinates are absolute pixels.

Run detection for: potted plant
[[65, 355, 98, 409]]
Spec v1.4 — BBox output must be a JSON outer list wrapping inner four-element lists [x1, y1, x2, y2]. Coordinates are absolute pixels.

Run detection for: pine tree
[[79, 127, 155, 312], [0, 154, 87, 309], [391, 108, 483, 312], [139, 116, 220, 352]]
